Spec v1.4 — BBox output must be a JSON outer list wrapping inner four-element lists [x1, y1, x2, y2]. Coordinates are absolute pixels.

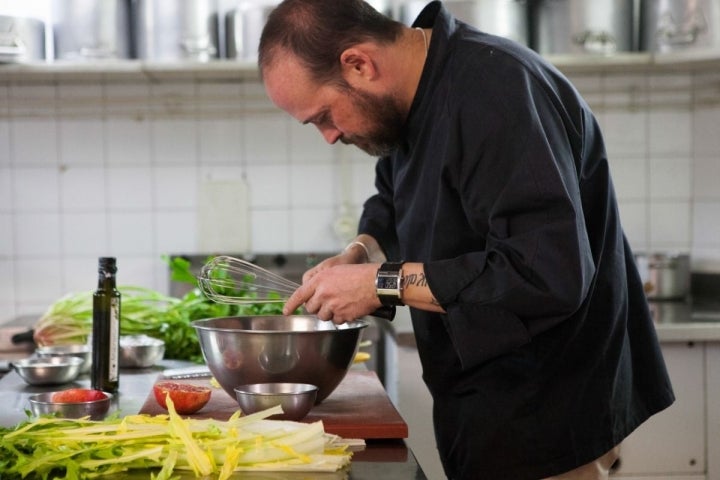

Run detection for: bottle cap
[[98, 257, 117, 273]]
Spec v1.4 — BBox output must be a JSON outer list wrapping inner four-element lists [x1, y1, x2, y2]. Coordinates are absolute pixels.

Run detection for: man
[[258, 1, 675, 478]]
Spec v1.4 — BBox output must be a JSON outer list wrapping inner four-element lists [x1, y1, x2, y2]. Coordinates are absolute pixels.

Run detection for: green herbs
[[0, 403, 352, 480], [32, 256, 293, 363]]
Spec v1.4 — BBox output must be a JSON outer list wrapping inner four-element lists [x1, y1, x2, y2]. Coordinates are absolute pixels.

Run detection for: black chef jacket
[[358, 2, 675, 479]]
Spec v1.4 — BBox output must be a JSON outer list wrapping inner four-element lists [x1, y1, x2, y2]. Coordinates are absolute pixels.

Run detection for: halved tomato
[[153, 381, 211, 415], [51, 388, 107, 403]]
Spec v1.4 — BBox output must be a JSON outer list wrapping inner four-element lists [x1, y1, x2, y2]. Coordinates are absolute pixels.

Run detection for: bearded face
[[339, 84, 407, 157]]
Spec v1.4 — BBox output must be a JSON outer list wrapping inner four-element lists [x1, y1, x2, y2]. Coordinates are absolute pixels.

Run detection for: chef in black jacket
[[259, 1, 675, 478]]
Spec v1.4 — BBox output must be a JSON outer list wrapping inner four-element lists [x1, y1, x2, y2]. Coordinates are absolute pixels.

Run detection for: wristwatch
[[375, 262, 405, 307]]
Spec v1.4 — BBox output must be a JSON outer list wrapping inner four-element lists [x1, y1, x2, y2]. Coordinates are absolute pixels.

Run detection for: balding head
[[258, 0, 404, 85]]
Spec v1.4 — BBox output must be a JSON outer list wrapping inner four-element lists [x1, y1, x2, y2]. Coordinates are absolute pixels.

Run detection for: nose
[[319, 126, 342, 145]]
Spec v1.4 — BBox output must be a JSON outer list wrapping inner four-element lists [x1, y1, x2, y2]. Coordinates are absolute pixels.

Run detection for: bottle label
[[109, 297, 120, 382]]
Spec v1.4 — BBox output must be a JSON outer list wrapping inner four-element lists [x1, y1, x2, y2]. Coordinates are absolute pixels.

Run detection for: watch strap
[[376, 261, 405, 307]]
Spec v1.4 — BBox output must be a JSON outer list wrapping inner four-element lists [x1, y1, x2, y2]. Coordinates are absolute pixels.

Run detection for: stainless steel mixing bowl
[[35, 344, 92, 374], [119, 334, 165, 368], [234, 382, 318, 420], [12, 356, 84, 386], [28, 391, 113, 420], [192, 316, 367, 403]]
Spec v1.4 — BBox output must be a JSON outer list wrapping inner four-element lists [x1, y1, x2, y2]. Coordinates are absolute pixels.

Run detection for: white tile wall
[[0, 70, 719, 323]]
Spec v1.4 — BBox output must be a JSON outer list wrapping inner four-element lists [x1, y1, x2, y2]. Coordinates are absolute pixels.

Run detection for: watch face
[[377, 276, 399, 290]]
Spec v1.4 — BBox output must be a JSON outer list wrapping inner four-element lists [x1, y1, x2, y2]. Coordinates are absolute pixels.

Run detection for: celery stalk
[[0, 402, 353, 480]]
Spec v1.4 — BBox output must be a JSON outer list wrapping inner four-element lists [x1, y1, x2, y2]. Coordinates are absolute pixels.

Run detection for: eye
[[315, 111, 332, 128]]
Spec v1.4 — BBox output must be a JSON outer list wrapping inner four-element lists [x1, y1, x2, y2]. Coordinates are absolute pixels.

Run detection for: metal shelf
[[1, 52, 719, 84], [0, 59, 261, 84]]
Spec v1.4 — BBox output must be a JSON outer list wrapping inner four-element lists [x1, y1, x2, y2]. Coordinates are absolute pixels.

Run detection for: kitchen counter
[[650, 298, 720, 342], [0, 361, 427, 480]]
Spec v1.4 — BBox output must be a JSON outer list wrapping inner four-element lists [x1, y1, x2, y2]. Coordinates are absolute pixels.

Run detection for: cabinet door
[[613, 342, 705, 476], [707, 344, 720, 480]]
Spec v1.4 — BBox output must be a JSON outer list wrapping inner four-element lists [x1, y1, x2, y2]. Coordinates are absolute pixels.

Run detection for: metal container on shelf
[[225, 0, 391, 61], [641, 0, 720, 54], [0, 15, 45, 63], [134, 0, 220, 61], [52, 0, 132, 60], [225, 0, 279, 60], [536, 0, 638, 55], [399, 0, 529, 46], [636, 252, 691, 301]]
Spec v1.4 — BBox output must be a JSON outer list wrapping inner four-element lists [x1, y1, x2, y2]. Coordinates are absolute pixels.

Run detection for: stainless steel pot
[[636, 253, 691, 301], [399, 0, 529, 46], [135, 0, 220, 61], [0, 15, 45, 63], [225, 0, 279, 60], [52, 0, 132, 60], [225, 0, 396, 61], [536, 0, 637, 55], [642, 0, 720, 53]]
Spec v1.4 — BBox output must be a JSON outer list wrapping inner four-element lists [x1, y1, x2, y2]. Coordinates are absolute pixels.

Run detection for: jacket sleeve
[[358, 157, 400, 261]]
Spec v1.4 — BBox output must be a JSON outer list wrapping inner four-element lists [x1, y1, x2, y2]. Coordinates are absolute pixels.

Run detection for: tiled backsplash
[[1, 69, 719, 322]]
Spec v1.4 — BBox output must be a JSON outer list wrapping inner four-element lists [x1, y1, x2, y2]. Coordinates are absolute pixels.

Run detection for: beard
[[340, 85, 406, 157]]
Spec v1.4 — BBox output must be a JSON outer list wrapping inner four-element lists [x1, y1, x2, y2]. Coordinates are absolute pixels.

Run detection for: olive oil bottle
[[91, 257, 120, 393]]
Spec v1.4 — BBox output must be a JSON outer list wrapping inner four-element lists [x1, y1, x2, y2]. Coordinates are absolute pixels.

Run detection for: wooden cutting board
[[138, 370, 408, 440]]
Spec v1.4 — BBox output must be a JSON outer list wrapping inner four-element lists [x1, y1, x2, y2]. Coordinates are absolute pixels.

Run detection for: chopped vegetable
[[153, 382, 212, 415], [51, 389, 107, 403], [0, 403, 353, 479], [32, 256, 295, 363]]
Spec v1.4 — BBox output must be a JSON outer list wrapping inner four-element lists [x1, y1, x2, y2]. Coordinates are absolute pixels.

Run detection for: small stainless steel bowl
[[12, 356, 83, 386], [234, 382, 318, 420], [35, 344, 92, 374], [119, 335, 165, 368], [28, 391, 113, 420]]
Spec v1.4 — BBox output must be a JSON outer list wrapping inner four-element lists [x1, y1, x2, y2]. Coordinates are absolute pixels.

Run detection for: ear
[[339, 46, 378, 82]]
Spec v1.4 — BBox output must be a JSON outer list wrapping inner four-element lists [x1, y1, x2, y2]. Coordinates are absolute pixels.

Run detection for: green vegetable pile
[[33, 256, 291, 363], [0, 400, 352, 479]]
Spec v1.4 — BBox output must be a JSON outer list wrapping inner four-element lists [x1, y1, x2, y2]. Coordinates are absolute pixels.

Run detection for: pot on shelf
[[535, 0, 638, 55], [636, 252, 691, 301], [134, 0, 220, 61], [0, 15, 45, 63], [225, 0, 278, 60], [641, 0, 720, 54], [399, 0, 529, 46], [52, 0, 132, 60]]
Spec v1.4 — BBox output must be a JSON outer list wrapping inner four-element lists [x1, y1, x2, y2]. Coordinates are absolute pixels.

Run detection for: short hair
[[258, 0, 405, 84]]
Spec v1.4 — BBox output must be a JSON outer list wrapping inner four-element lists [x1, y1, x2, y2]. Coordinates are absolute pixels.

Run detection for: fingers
[[282, 286, 310, 316]]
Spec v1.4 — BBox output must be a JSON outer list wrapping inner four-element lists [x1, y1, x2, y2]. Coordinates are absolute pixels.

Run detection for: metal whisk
[[198, 255, 300, 304]]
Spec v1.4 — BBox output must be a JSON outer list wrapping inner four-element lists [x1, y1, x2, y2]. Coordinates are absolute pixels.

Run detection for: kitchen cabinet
[[612, 341, 720, 480], [612, 342, 705, 478]]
